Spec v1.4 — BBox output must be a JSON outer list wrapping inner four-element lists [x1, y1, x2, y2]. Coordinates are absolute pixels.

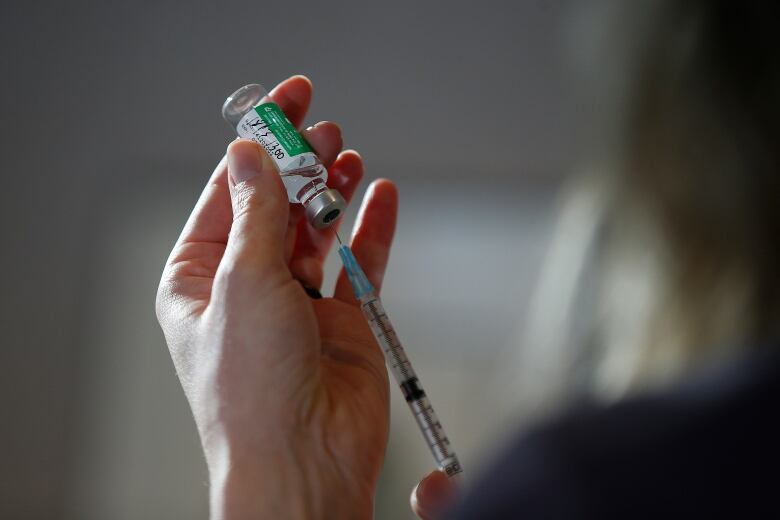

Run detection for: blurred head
[[522, 0, 780, 405]]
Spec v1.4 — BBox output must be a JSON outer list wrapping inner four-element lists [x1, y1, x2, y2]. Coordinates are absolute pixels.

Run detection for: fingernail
[[227, 141, 269, 184], [302, 284, 322, 299], [286, 75, 312, 106], [296, 278, 322, 299]]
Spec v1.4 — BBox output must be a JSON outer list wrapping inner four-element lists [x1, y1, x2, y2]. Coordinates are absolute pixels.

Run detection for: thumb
[[410, 470, 458, 519], [224, 139, 289, 271]]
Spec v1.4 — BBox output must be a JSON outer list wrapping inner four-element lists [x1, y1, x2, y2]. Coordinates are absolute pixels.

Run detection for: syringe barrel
[[360, 295, 417, 383], [359, 293, 463, 478], [406, 392, 463, 477]]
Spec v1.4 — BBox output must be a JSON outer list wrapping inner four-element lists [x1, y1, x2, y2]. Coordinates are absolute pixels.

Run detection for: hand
[[411, 470, 459, 519], [155, 76, 398, 520]]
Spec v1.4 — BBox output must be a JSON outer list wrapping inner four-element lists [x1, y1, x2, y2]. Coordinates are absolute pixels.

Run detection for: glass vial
[[222, 83, 346, 229]]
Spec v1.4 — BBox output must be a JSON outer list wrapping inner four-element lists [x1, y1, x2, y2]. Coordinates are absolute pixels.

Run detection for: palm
[[169, 240, 391, 473], [312, 298, 391, 480]]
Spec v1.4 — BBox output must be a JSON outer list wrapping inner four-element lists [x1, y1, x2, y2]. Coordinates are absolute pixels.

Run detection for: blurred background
[[0, 1, 588, 518]]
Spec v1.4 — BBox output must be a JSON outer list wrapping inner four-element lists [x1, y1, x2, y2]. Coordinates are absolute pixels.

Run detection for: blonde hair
[[521, 0, 780, 407]]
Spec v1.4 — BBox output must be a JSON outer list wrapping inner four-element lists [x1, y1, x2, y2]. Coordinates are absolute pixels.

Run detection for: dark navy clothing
[[452, 348, 780, 518]]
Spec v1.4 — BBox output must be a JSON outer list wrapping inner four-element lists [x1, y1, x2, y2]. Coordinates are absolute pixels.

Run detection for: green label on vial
[[254, 102, 313, 156]]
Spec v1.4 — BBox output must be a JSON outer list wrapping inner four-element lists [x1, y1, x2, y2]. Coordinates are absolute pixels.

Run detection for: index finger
[[334, 179, 399, 304], [265, 75, 313, 129]]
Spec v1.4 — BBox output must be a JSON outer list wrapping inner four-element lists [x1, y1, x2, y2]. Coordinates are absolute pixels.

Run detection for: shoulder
[[453, 347, 780, 519]]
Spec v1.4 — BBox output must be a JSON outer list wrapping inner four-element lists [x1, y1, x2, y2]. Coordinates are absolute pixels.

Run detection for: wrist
[[206, 434, 375, 520]]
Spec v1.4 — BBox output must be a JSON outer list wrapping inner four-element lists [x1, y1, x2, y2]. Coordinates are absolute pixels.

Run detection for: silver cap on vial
[[305, 189, 346, 229]]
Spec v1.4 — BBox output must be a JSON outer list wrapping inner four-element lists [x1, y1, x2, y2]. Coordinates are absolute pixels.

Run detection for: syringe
[[335, 235, 463, 480]]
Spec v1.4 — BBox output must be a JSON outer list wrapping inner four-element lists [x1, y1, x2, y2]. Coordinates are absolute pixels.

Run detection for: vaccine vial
[[222, 83, 346, 229]]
